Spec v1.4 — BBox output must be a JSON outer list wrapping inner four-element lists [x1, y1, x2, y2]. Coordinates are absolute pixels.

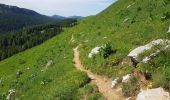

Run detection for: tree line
[[0, 19, 77, 60]]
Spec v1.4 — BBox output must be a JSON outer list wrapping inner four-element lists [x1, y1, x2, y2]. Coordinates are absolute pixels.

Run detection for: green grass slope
[[69, 0, 170, 73], [1, 0, 170, 99], [0, 30, 91, 99], [69, 0, 170, 94]]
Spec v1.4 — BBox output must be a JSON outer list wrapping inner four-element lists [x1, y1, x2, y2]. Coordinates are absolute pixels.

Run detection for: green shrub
[[88, 93, 104, 100], [122, 76, 140, 97], [161, 12, 170, 22], [137, 7, 142, 12], [152, 66, 170, 92], [99, 43, 116, 59], [73, 84, 105, 100], [164, 0, 170, 5], [0, 93, 6, 100]]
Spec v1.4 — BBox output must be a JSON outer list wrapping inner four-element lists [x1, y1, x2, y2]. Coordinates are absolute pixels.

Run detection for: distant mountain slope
[[69, 16, 83, 19], [51, 15, 83, 20], [51, 15, 67, 20], [0, 4, 55, 33]]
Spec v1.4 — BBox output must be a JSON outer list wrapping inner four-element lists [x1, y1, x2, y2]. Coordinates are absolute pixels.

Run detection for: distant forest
[[0, 19, 77, 60]]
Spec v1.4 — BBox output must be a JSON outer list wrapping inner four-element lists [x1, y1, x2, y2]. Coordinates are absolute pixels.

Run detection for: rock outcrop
[[137, 88, 170, 100], [128, 39, 170, 66]]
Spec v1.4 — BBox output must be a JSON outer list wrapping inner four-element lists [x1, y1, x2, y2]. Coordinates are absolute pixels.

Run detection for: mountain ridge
[[0, 3, 55, 33]]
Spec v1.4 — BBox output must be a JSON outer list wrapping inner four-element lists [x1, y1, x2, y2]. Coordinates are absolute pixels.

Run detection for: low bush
[[87, 93, 104, 100], [99, 43, 117, 59], [161, 12, 170, 22], [152, 66, 170, 92], [122, 76, 140, 97], [0, 93, 6, 100]]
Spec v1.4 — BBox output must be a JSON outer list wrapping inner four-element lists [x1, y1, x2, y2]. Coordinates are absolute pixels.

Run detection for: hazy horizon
[[0, 0, 116, 17]]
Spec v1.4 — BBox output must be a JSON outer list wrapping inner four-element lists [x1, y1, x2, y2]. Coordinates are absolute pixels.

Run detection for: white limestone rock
[[122, 74, 131, 83], [111, 78, 119, 88], [46, 60, 53, 67], [88, 47, 101, 58], [6, 89, 15, 100], [137, 88, 170, 100], [128, 39, 170, 64], [167, 27, 170, 33]]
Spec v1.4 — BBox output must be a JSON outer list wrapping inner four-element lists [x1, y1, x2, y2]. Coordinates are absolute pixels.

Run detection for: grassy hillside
[[69, 0, 170, 95], [68, 0, 170, 72], [0, 30, 86, 99], [0, 19, 77, 61], [0, 0, 170, 99], [0, 27, 104, 99]]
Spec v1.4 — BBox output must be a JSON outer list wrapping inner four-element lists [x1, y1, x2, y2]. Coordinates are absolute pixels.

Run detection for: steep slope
[[68, 0, 170, 98], [0, 4, 55, 33], [0, 0, 170, 99], [0, 19, 77, 61], [72, 0, 170, 73], [0, 29, 90, 99]]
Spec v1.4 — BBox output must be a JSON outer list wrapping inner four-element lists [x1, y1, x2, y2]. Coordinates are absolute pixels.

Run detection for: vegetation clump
[[99, 43, 117, 59], [122, 76, 140, 97]]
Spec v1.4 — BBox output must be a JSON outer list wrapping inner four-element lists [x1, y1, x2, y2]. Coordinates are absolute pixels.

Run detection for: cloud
[[0, 0, 116, 16]]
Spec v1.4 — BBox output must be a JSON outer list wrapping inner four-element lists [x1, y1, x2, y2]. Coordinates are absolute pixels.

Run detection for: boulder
[[137, 88, 170, 100], [128, 39, 170, 66], [88, 47, 101, 58]]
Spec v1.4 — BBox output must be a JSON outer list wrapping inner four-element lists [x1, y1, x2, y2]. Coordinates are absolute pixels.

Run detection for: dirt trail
[[73, 46, 125, 100]]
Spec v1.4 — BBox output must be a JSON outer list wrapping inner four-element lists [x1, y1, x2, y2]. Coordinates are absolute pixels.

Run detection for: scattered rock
[[6, 89, 15, 100], [137, 88, 170, 100], [46, 60, 53, 67], [123, 18, 130, 23], [128, 39, 170, 66], [88, 47, 101, 58], [167, 27, 170, 33], [111, 78, 119, 88], [122, 74, 131, 83]]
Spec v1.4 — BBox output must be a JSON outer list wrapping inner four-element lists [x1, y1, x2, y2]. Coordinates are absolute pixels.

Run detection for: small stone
[[6, 89, 15, 100]]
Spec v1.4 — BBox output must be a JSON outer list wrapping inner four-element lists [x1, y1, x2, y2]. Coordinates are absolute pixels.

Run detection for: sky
[[0, 0, 116, 17]]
